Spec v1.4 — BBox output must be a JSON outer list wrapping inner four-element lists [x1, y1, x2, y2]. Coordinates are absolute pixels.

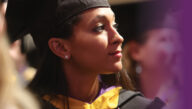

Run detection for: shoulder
[[117, 89, 165, 109]]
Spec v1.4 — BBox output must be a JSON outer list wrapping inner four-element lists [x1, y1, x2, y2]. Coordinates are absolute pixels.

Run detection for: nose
[[109, 29, 124, 45], [113, 34, 124, 45]]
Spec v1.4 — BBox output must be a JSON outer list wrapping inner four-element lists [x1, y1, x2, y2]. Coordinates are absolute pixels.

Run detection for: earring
[[136, 64, 142, 74], [64, 55, 69, 60]]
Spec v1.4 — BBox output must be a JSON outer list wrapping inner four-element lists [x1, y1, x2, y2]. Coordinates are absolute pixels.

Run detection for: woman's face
[[68, 8, 123, 74], [136, 28, 181, 73]]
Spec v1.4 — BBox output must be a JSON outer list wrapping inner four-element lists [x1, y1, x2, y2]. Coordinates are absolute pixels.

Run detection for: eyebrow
[[91, 14, 115, 23]]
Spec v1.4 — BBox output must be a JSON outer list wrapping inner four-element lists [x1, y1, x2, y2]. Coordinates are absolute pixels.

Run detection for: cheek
[[157, 45, 177, 66], [149, 45, 174, 67], [74, 35, 108, 59], [140, 45, 166, 67], [71, 34, 109, 70]]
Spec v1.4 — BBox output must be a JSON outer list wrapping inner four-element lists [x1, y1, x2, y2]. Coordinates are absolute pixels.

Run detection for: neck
[[63, 62, 100, 103], [139, 68, 171, 99]]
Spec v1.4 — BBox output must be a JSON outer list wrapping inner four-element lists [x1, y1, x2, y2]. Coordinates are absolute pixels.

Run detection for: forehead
[[78, 7, 115, 24]]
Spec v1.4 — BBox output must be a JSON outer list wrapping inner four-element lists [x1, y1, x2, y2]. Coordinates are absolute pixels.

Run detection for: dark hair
[[28, 13, 81, 92], [28, 14, 82, 109]]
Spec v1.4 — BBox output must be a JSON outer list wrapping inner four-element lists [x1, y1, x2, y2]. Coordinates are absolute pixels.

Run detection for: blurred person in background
[[1, 0, 37, 85], [0, 0, 39, 109], [114, 1, 182, 108], [9, 37, 37, 85]]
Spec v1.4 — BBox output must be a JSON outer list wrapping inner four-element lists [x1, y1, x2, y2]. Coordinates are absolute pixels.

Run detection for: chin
[[110, 63, 123, 73], [99, 62, 122, 74]]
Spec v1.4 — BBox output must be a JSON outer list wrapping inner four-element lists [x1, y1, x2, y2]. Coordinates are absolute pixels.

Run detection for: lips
[[108, 50, 122, 57]]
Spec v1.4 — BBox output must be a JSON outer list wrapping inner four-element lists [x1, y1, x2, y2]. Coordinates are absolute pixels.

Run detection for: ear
[[127, 41, 142, 61], [48, 38, 71, 60]]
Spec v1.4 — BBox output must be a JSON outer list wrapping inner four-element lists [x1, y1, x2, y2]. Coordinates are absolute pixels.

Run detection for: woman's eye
[[113, 23, 119, 30], [93, 24, 105, 33]]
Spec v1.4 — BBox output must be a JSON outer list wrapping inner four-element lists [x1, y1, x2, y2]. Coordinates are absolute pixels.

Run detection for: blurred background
[[3, 0, 191, 109]]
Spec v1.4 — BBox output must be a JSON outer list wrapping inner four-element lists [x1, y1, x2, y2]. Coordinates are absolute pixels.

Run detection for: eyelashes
[[92, 23, 119, 33], [113, 23, 118, 30], [93, 24, 105, 33]]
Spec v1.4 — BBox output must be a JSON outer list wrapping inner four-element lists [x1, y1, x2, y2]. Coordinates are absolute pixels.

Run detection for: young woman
[[6, 0, 165, 109]]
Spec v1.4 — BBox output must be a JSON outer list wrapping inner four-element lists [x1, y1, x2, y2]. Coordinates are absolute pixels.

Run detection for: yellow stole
[[44, 87, 122, 109]]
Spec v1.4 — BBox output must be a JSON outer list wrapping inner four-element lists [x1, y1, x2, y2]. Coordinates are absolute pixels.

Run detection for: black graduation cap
[[5, 0, 110, 48]]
